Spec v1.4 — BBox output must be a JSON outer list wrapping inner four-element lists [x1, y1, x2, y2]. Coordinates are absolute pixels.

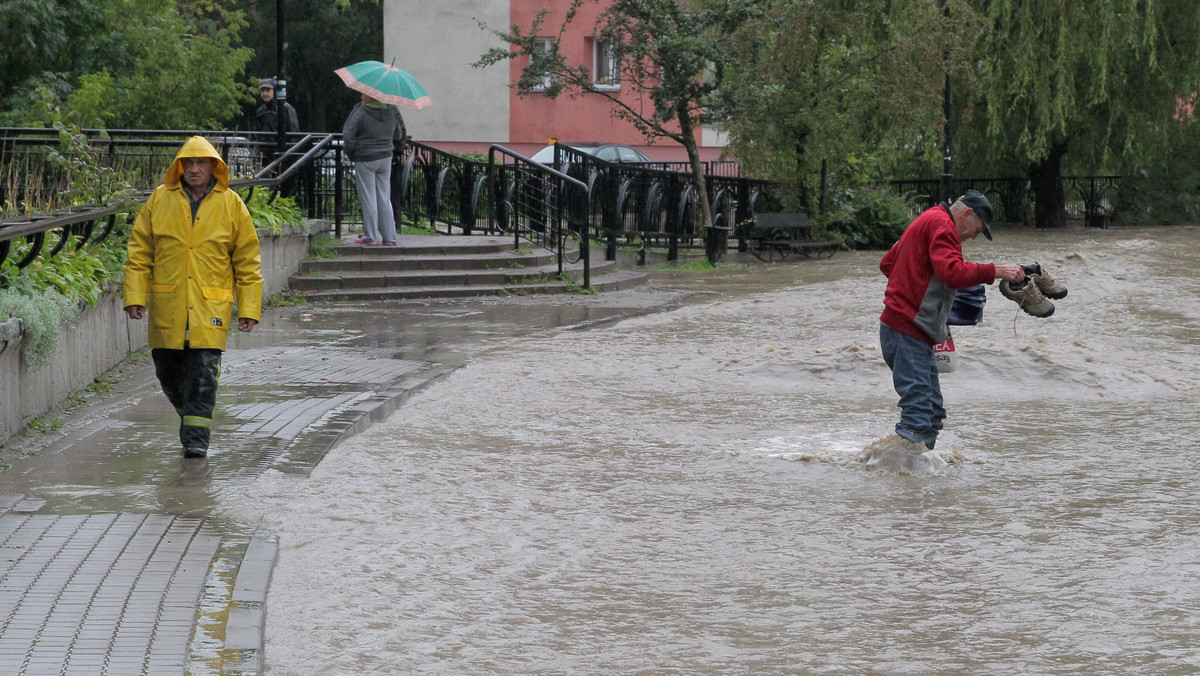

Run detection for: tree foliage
[[0, 0, 384, 132], [719, 0, 1200, 227], [954, 0, 1200, 226], [718, 0, 950, 213], [0, 0, 253, 129], [478, 0, 769, 228]]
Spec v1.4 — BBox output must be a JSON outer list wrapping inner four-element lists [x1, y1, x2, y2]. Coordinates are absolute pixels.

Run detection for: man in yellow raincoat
[[123, 136, 263, 459]]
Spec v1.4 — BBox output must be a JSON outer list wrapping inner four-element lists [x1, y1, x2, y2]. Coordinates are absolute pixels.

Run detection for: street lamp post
[[940, 70, 953, 203], [275, 0, 288, 153], [939, 0, 953, 203]]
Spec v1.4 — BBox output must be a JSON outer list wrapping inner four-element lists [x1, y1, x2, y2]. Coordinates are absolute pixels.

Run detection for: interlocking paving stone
[[0, 339, 450, 674], [0, 513, 219, 675]]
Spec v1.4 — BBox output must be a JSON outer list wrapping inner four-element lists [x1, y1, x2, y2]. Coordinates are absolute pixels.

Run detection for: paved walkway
[[0, 311, 454, 675]]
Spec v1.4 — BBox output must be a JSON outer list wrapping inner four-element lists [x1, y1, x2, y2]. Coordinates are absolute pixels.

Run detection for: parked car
[[530, 143, 651, 165], [209, 135, 254, 177]]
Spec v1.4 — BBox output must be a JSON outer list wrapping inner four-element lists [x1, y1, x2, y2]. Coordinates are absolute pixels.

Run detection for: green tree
[[0, 0, 252, 130], [718, 0, 949, 214], [478, 0, 768, 231], [0, 0, 102, 118], [955, 0, 1200, 227]]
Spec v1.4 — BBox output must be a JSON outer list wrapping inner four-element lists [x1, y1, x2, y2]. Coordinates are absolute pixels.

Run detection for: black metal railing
[[383, 141, 769, 263], [521, 144, 772, 262], [393, 142, 490, 235], [488, 145, 591, 288], [3, 126, 1133, 286], [3, 129, 766, 283], [0, 128, 339, 276], [890, 175, 1124, 226]]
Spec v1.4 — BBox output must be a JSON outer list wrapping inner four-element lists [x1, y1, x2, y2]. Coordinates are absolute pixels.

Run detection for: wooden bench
[[746, 212, 840, 262]]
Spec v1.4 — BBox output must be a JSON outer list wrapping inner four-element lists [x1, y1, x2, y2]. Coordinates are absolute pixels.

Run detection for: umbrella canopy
[[335, 60, 433, 110]]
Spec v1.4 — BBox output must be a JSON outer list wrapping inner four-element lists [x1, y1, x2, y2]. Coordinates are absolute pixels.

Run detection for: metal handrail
[[0, 129, 323, 275], [488, 145, 591, 288], [890, 175, 1124, 225], [236, 134, 338, 188]]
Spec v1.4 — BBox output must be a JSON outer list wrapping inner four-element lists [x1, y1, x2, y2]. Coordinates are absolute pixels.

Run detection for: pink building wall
[[504, 0, 719, 163]]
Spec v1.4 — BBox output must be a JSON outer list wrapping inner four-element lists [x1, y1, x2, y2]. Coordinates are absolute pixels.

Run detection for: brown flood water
[[224, 225, 1200, 675]]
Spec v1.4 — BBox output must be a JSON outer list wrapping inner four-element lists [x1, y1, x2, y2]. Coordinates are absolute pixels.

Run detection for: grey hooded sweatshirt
[[341, 103, 407, 162]]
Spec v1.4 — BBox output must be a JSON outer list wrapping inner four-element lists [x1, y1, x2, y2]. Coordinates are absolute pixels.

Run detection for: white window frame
[[531, 37, 556, 92], [592, 39, 620, 91]]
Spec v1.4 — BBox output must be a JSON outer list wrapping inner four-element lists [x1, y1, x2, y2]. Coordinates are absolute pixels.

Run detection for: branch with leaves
[[477, 0, 769, 229]]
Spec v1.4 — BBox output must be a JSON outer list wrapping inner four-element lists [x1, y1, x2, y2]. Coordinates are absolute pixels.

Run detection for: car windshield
[[529, 144, 648, 164], [618, 146, 648, 162], [529, 146, 557, 163], [593, 146, 620, 162]]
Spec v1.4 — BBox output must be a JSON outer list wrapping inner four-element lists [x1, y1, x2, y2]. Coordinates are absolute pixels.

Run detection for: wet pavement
[[0, 339, 448, 674], [0, 263, 762, 675]]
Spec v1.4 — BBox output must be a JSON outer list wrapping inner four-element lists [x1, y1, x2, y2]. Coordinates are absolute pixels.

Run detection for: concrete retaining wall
[[0, 219, 329, 449]]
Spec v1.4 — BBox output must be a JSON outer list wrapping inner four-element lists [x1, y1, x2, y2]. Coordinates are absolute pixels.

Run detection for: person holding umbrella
[[336, 60, 431, 246], [341, 93, 406, 245]]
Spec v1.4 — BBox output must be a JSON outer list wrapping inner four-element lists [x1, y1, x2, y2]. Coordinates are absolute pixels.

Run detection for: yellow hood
[[163, 136, 230, 189]]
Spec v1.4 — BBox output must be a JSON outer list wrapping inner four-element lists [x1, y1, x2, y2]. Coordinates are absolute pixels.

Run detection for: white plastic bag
[[934, 336, 958, 373]]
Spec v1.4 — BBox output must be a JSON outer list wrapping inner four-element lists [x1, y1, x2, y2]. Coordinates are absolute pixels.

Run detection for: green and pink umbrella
[[335, 60, 433, 110]]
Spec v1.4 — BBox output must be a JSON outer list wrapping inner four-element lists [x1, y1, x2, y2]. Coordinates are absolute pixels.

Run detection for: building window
[[531, 38, 556, 92], [593, 39, 620, 90]]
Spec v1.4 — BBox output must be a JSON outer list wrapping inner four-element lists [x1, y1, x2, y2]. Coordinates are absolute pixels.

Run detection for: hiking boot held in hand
[[1021, 262, 1068, 299], [1000, 277, 1056, 318]]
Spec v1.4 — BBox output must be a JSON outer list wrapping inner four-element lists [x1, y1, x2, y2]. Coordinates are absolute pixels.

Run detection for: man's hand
[[125, 305, 146, 320], [995, 264, 1026, 283], [238, 317, 258, 333]]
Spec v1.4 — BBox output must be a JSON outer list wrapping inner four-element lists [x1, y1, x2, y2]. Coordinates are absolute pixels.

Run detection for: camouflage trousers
[[151, 347, 222, 453]]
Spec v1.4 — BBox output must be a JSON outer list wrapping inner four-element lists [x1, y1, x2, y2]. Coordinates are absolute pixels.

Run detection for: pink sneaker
[[354, 237, 376, 245], [383, 241, 398, 246]]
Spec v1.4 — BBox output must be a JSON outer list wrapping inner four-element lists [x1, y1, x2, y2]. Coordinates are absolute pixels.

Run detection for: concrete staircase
[[287, 234, 648, 301]]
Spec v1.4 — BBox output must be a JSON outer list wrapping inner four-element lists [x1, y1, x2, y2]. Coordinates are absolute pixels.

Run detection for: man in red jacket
[[878, 190, 1026, 451]]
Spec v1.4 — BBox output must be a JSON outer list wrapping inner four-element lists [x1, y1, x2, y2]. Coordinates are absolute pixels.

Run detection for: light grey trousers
[[354, 156, 397, 244]]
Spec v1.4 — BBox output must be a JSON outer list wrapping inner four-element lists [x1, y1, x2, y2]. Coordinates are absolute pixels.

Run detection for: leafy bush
[[0, 278, 79, 368], [0, 113, 137, 366], [240, 190, 304, 235], [0, 210, 131, 365], [820, 186, 913, 250]]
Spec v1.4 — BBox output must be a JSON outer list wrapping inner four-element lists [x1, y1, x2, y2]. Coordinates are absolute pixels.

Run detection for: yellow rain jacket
[[123, 136, 263, 350]]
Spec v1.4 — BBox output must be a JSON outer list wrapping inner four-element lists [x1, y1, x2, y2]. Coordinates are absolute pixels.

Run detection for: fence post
[[334, 144, 343, 238]]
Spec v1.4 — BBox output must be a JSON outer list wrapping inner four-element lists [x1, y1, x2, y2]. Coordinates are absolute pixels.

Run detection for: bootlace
[[1019, 275, 1048, 306]]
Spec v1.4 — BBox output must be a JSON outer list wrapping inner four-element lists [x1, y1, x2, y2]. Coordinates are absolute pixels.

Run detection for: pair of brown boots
[[999, 263, 1068, 317]]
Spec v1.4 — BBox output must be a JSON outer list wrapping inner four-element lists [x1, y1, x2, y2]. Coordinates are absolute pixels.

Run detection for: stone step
[[300, 250, 560, 274], [289, 259, 619, 291], [294, 269, 649, 301], [333, 234, 517, 256], [289, 233, 647, 300]]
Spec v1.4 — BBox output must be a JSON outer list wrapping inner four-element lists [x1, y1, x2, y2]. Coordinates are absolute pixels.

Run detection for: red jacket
[[880, 204, 996, 345]]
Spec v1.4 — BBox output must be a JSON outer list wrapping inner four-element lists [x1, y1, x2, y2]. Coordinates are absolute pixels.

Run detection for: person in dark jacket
[[252, 78, 301, 195], [878, 190, 1025, 451], [341, 93, 407, 245], [252, 78, 299, 134]]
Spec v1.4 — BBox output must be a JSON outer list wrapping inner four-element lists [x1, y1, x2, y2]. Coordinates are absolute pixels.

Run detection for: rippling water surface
[[229, 226, 1200, 674]]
